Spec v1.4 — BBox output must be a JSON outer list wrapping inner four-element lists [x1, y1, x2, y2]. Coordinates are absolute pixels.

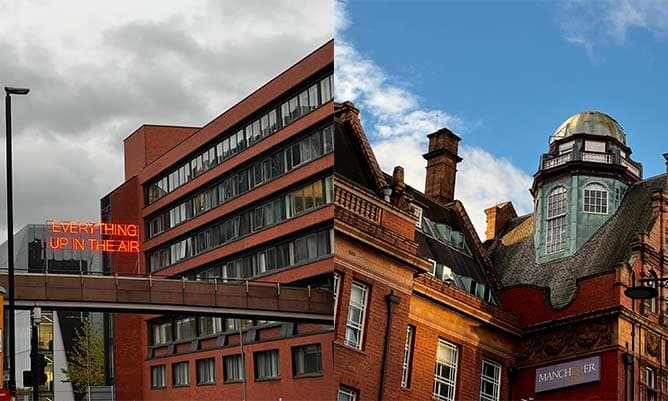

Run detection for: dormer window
[[584, 183, 608, 214], [546, 186, 568, 254]]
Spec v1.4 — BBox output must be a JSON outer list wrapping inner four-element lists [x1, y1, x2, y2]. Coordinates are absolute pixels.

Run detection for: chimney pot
[[484, 202, 517, 241], [423, 128, 462, 204]]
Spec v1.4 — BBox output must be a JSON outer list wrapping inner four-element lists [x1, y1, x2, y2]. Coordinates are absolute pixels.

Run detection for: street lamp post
[[5, 86, 30, 398]]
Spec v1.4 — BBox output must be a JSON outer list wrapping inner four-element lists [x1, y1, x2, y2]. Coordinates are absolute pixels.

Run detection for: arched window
[[546, 186, 568, 254], [584, 183, 608, 214]]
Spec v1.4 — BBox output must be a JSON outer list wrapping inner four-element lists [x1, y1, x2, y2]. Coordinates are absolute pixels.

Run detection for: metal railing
[[542, 151, 641, 177]]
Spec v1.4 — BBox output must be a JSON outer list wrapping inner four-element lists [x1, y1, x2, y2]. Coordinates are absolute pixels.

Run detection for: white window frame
[[338, 386, 357, 401], [344, 281, 369, 350], [433, 339, 459, 401], [333, 272, 341, 326], [545, 186, 568, 254], [480, 359, 502, 401], [646, 366, 657, 401], [412, 205, 423, 228], [583, 183, 608, 214], [401, 325, 415, 389]]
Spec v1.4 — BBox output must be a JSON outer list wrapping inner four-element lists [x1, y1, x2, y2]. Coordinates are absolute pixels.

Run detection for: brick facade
[[104, 41, 335, 400]]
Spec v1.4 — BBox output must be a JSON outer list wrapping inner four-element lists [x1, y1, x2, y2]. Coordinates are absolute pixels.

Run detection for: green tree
[[61, 317, 105, 400]]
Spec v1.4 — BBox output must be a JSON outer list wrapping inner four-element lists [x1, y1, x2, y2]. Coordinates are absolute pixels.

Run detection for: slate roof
[[407, 184, 497, 289], [486, 174, 666, 308]]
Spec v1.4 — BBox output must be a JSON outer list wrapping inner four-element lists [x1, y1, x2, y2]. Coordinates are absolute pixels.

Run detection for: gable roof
[[487, 174, 666, 308], [334, 102, 387, 193], [335, 100, 504, 300]]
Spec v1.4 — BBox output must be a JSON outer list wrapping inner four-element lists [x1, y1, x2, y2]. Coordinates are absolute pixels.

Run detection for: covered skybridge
[[0, 272, 333, 324]]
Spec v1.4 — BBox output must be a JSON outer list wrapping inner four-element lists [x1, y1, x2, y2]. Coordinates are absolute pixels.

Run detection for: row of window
[[545, 183, 610, 254], [191, 228, 332, 282], [146, 74, 333, 204], [427, 262, 496, 304], [151, 318, 258, 345], [147, 125, 334, 239], [336, 276, 502, 401], [150, 344, 322, 389], [413, 207, 470, 255], [148, 176, 333, 272]]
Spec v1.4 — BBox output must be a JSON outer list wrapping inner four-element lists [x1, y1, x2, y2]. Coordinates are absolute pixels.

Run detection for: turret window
[[584, 183, 608, 214], [546, 186, 568, 254]]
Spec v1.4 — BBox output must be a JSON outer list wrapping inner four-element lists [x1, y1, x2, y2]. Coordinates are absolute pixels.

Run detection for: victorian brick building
[[485, 111, 668, 400], [333, 104, 668, 401], [333, 101, 519, 401], [103, 41, 335, 400]]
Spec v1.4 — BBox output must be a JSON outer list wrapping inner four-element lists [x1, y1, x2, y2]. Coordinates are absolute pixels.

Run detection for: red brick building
[[485, 111, 668, 400], [333, 102, 519, 401], [102, 41, 335, 400]]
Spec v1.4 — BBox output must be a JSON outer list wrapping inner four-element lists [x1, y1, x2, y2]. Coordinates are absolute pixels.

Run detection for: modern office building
[[0, 224, 104, 401], [333, 101, 519, 401], [102, 41, 334, 400]]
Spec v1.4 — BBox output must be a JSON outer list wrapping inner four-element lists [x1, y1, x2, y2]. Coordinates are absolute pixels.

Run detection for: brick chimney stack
[[484, 202, 518, 241], [423, 128, 462, 204]]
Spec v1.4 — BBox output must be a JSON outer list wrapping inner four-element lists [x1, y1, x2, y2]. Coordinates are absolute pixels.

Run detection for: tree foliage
[[61, 317, 105, 398]]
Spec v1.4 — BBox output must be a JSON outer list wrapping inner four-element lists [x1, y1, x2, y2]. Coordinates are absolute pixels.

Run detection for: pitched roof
[[487, 174, 666, 308], [334, 100, 502, 297], [334, 102, 387, 193]]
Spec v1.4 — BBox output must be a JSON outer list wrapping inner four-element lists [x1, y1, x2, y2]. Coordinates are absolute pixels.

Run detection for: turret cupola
[[532, 111, 643, 263]]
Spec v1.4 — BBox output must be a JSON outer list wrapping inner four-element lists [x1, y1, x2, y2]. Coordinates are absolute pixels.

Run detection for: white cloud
[[0, 0, 332, 242], [557, 0, 668, 57], [335, 0, 533, 238]]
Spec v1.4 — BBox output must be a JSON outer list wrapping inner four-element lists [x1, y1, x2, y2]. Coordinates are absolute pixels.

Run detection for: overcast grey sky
[[0, 0, 333, 242]]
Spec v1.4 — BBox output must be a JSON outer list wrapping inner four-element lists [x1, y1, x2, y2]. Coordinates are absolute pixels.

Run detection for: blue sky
[[335, 0, 668, 235]]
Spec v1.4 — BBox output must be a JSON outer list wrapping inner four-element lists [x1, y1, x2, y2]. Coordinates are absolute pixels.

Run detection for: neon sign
[[48, 220, 140, 253]]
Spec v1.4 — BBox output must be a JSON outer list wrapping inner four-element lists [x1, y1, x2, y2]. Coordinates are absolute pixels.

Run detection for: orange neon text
[[48, 220, 140, 253], [50, 220, 138, 237]]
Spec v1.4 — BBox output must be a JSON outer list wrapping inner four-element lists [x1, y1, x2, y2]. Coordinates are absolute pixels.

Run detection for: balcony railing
[[335, 185, 382, 224], [541, 151, 641, 177]]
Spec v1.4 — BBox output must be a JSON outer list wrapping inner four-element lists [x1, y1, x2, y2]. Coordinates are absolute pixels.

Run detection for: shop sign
[[535, 355, 600, 393]]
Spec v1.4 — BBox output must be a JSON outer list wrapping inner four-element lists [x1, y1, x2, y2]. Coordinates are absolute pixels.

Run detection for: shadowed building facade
[[333, 102, 519, 401]]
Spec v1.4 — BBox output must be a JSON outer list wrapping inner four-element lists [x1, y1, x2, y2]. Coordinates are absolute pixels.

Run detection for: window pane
[[293, 344, 322, 376]]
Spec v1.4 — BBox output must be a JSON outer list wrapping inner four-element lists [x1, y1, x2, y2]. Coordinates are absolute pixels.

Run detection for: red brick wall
[[402, 321, 512, 401], [144, 125, 199, 166], [499, 273, 620, 327], [144, 332, 334, 401], [109, 177, 147, 400], [380, 210, 416, 242], [512, 350, 623, 401], [334, 265, 412, 401]]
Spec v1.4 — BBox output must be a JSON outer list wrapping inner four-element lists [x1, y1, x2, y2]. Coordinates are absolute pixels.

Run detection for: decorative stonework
[[516, 316, 614, 365], [646, 332, 661, 358], [335, 186, 382, 224]]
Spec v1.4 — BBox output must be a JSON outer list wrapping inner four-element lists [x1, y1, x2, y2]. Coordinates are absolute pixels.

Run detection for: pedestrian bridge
[[0, 272, 333, 323]]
